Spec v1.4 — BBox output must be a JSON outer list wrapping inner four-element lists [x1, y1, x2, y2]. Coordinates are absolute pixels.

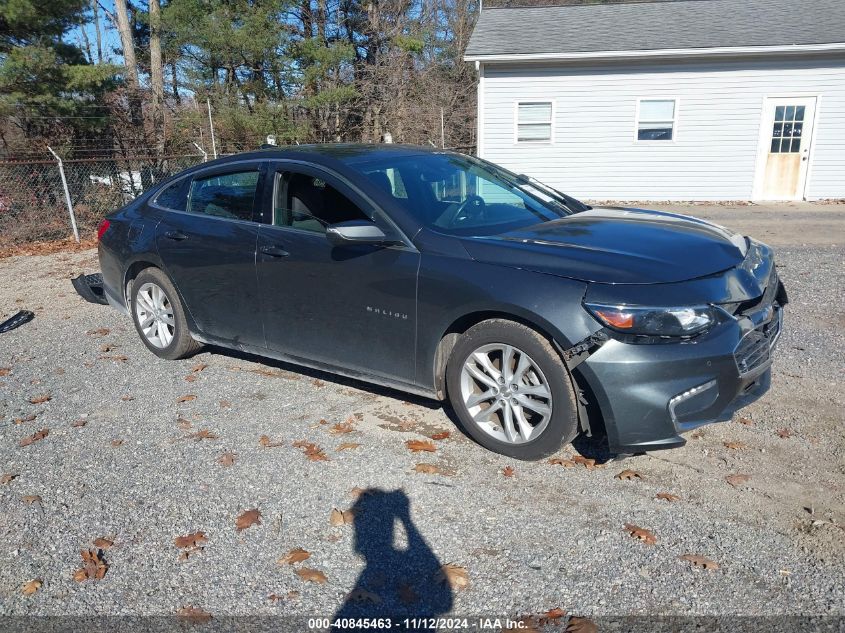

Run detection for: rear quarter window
[[155, 179, 188, 211]]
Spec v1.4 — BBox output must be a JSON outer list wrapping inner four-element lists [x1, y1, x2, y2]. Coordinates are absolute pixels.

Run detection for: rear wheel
[[445, 319, 578, 460], [130, 268, 201, 360]]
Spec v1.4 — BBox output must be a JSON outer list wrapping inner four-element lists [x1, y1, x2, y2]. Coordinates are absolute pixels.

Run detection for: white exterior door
[[754, 97, 817, 200]]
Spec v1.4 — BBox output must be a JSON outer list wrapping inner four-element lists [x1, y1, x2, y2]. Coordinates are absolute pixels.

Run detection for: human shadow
[[331, 489, 453, 632]]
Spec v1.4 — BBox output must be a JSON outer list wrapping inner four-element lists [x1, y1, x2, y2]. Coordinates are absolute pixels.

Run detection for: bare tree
[[149, 0, 165, 155]]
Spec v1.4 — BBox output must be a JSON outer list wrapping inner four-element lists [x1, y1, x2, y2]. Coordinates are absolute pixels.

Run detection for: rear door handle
[[164, 230, 188, 241], [260, 245, 290, 258]]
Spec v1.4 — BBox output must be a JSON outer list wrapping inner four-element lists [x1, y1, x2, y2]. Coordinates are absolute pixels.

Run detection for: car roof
[[202, 143, 447, 168]]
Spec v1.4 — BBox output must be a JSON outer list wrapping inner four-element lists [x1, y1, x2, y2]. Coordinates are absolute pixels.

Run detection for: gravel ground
[[0, 205, 843, 626]]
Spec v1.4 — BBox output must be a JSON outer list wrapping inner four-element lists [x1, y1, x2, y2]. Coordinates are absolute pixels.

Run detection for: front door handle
[[164, 230, 188, 241], [260, 245, 290, 258]]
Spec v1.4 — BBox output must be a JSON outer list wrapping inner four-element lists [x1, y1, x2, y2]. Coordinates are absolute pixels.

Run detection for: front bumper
[[575, 302, 783, 454]]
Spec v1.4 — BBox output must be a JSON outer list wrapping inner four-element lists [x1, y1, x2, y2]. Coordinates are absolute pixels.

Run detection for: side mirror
[[326, 220, 391, 246]]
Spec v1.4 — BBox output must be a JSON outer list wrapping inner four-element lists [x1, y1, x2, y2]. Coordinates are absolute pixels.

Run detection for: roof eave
[[465, 42, 845, 63]]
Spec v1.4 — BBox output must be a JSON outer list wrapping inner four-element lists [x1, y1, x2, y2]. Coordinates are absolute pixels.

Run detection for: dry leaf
[[398, 583, 419, 605], [22, 579, 42, 595], [656, 492, 681, 502], [544, 608, 567, 620], [191, 363, 208, 373], [14, 413, 37, 424], [74, 548, 108, 581], [680, 554, 720, 571], [406, 439, 436, 453], [724, 441, 746, 450], [548, 457, 576, 467], [111, 439, 123, 447], [187, 429, 217, 441], [329, 421, 355, 434], [776, 428, 793, 438], [235, 509, 261, 532], [72, 419, 87, 428], [99, 354, 128, 362], [336, 442, 361, 451], [174, 532, 208, 549], [330, 508, 356, 526], [572, 456, 597, 469], [177, 394, 196, 403], [93, 537, 114, 549], [738, 416, 755, 426], [19, 429, 48, 447], [434, 563, 469, 590], [347, 588, 381, 604], [623, 523, 657, 545], [726, 473, 751, 487], [413, 463, 445, 475], [177, 417, 192, 430], [184, 374, 197, 383], [98, 343, 116, 352], [29, 394, 51, 404], [259, 435, 284, 448], [567, 617, 599, 633], [217, 452, 237, 467], [349, 487, 377, 499], [0, 367, 11, 376], [616, 469, 644, 480], [278, 548, 311, 565], [87, 327, 110, 337], [21, 494, 41, 504], [1, 473, 17, 485], [176, 606, 212, 623], [293, 441, 329, 461], [295, 567, 327, 584], [430, 431, 451, 440], [503, 466, 515, 477], [312, 379, 325, 387], [219, 400, 231, 408]]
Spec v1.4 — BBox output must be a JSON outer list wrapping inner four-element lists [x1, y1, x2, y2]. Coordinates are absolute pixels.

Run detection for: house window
[[516, 102, 553, 143], [637, 99, 677, 141]]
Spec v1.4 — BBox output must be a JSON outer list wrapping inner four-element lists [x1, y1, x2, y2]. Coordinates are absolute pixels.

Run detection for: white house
[[465, 0, 845, 201]]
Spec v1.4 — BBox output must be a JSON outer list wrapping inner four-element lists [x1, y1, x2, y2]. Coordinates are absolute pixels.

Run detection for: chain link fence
[[0, 153, 205, 250]]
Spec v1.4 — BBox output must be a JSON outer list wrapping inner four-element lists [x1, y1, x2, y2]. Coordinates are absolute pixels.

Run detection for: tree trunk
[[149, 0, 165, 156], [113, 0, 144, 141], [92, 0, 103, 63]]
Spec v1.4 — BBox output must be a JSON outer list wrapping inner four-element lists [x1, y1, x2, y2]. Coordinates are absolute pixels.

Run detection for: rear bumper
[[575, 305, 782, 454]]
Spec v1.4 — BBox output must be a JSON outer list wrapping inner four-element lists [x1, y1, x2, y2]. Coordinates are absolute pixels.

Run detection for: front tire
[[445, 319, 578, 460], [130, 268, 201, 360]]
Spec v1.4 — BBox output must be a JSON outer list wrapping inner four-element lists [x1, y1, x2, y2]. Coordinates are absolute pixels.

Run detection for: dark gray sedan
[[97, 145, 786, 460]]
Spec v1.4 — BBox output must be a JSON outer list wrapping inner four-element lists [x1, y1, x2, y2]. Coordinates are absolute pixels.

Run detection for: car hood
[[459, 207, 747, 284]]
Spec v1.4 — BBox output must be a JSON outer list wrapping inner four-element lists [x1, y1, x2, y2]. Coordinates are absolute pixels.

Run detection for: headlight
[[584, 302, 718, 337]]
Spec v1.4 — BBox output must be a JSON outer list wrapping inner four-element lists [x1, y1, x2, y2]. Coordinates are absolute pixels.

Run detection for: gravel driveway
[[1, 205, 843, 628]]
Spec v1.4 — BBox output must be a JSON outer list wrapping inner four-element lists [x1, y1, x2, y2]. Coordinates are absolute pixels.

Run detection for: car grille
[[734, 308, 782, 375]]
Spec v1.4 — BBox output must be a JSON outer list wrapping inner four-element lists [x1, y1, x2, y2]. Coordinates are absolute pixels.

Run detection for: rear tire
[[130, 268, 202, 360], [445, 319, 578, 460]]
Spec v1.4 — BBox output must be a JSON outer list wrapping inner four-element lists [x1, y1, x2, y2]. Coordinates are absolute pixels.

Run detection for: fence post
[[193, 142, 208, 162], [46, 146, 80, 243], [206, 98, 218, 159]]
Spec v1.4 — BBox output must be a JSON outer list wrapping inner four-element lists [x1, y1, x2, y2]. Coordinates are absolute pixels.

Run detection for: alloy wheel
[[134, 282, 175, 349], [459, 343, 553, 444]]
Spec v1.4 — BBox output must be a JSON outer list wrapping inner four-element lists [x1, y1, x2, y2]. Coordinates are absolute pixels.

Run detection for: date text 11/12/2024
[[308, 617, 535, 630]]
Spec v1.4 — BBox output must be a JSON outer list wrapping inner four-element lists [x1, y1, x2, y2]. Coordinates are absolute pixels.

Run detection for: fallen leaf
[[738, 416, 755, 426], [349, 487, 377, 499], [1, 473, 17, 484], [184, 374, 197, 383], [235, 509, 261, 532], [21, 495, 42, 504], [330, 508, 356, 526], [398, 583, 418, 605], [74, 548, 108, 581], [174, 532, 208, 549], [98, 343, 116, 352], [430, 431, 451, 440], [22, 579, 42, 595], [175, 606, 212, 623], [72, 419, 87, 428], [217, 452, 237, 467], [259, 435, 284, 448], [186, 429, 217, 441], [655, 492, 681, 502], [336, 442, 361, 451], [191, 363, 209, 373], [177, 394, 196, 403], [312, 378, 325, 387], [406, 439, 436, 453], [548, 457, 576, 467], [14, 413, 37, 424], [726, 473, 751, 487], [86, 327, 110, 337], [329, 420, 355, 434], [347, 588, 381, 604], [99, 354, 128, 362], [295, 567, 327, 584], [567, 617, 599, 633], [293, 440, 329, 461], [690, 430, 705, 439], [680, 554, 720, 571], [278, 548, 311, 565], [724, 441, 746, 450], [177, 418, 192, 430], [776, 428, 793, 438], [434, 563, 469, 590], [219, 400, 231, 408], [413, 463, 444, 475], [19, 429, 49, 447], [111, 439, 123, 447], [29, 394, 51, 404], [93, 537, 114, 549], [0, 367, 11, 376], [623, 523, 657, 545], [616, 469, 644, 480], [502, 466, 515, 477], [544, 608, 567, 620], [572, 455, 597, 469]]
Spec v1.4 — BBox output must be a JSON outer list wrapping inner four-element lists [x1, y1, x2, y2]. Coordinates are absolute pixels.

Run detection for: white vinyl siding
[[480, 56, 845, 200]]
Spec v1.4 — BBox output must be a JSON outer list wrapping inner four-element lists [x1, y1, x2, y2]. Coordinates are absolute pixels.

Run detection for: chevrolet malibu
[[97, 145, 786, 460]]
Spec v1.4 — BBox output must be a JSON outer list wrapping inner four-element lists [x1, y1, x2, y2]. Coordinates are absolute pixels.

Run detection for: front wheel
[[445, 319, 578, 460]]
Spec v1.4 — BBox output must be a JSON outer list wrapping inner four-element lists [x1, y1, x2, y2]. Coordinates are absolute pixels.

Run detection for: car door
[[154, 160, 266, 347], [256, 161, 420, 383]]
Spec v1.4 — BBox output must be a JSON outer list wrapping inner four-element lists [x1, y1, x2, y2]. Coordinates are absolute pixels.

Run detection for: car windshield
[[350, 152, 588, 236]]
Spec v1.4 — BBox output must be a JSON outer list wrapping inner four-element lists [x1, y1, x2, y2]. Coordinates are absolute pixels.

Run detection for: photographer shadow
[[331, 489, 452, 632]]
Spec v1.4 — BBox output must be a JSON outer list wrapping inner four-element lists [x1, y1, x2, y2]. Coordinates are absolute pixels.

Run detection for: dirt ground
[[0, 203, 843, 627]]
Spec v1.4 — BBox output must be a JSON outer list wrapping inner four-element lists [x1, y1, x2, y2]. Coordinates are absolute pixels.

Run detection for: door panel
[[256, 165, 419, 383], [757, 98, 816, 200]]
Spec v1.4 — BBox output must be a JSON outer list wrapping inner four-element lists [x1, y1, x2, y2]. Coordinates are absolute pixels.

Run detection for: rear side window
[[188, 170, 259, 221], [155, 179, 188, 211]]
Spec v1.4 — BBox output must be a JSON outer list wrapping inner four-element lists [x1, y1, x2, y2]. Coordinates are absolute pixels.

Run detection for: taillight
[[97, 219, 111, 241]]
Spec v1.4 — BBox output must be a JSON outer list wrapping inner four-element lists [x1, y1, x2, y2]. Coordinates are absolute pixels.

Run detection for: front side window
[[274, 172, 369, 233], [188, 170, 259, 221], [516, 102, 553, 143], [637, 99, 676, 141]]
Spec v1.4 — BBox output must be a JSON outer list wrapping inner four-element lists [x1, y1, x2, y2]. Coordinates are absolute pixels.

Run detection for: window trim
[[514, 100, 555, 145], [634, 97, 679, 144]]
